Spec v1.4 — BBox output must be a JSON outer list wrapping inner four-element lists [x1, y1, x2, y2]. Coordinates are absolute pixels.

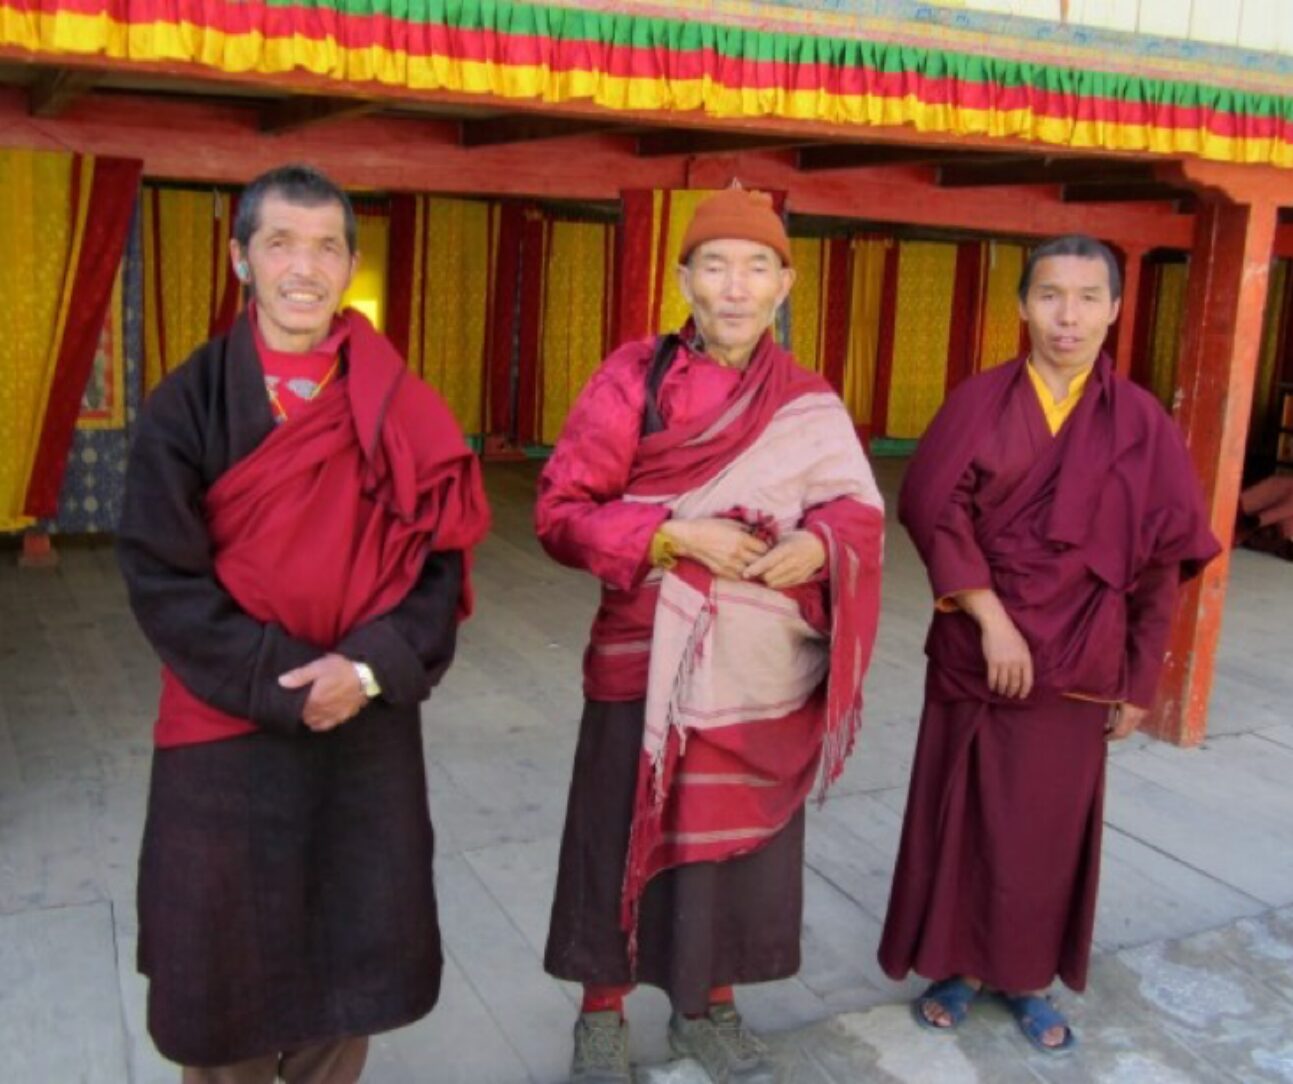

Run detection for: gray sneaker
[[570, 1010, 632, 1083], [668, 1003, 777, 1083]]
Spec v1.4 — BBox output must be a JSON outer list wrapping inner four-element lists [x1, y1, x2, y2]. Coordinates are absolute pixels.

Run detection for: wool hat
[[678, 187, 792, 267]]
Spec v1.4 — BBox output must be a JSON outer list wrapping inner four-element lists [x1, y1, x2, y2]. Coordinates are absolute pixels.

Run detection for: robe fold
[[879, 353, 1219, 993], [117, 310, 489, 1066], [537, 330, 883, 1003]]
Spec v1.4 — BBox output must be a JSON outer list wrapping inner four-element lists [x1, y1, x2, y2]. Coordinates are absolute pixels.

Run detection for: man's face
[[1019, 254, 1121, 373], [231, 192, 357, 350], [677, 239, 795, 361]]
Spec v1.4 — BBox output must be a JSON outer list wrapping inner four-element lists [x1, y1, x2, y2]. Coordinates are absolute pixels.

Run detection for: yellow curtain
[[410, 197, 494, 435], [143, 186, 233, 393], [978, 241, 1025, 371], [1148, 262, 1188, 407], [789, 236, 825, 373], [540, 221, 613, 445], [887, 241, 957, 439], [342, 211, 389, 331], [1254, 259, 1288, 437], [652, 189, 717, 334], [0, 149, 86, 531], [843, 238, 888, 427]]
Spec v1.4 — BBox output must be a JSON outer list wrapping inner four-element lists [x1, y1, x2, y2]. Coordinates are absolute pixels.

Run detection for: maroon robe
[[879, 354, 1218, 993]]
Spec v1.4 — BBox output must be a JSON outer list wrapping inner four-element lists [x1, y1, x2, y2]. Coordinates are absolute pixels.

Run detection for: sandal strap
[[919, 978, 979, 1024], [1004, 994, 1071, 1042]]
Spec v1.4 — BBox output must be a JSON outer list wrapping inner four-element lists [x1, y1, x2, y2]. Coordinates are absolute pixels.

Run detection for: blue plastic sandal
[[1001, 993, 1077, 1055], [912, 977, 980, 1032]]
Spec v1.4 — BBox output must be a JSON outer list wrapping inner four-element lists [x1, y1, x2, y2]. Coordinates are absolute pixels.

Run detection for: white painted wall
[[944, 0, 1293, 55]]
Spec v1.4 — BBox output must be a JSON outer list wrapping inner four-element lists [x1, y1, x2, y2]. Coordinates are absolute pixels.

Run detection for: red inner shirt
[[249, 303, 350, 423]]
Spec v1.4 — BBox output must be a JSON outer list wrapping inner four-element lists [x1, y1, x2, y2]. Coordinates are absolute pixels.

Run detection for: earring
[[236, 261, 250, 283]]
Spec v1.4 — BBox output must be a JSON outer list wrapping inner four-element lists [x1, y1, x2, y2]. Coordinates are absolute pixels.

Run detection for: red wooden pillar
[[1147, 190, 1278, 745], [1113, 243, 1147, 379]]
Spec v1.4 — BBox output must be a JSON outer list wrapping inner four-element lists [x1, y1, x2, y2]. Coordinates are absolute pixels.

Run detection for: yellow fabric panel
[[978, 241, 1025, 370], [1027, 362, 1092, 436], [888, 241, 957, 439], [0, 149, 82, 530], [406, 197, 426, 376], [143, 187, 227, 393], [541, 221, 611, 445], [342, 212, 389, 332], [656, 189, 717, 334], [789, 236, 824, 373], [1254, 259, 1288, 435], [418, 197, 491, 434], [844, 238, 888, 426], [1148, 262, 1188, 407]]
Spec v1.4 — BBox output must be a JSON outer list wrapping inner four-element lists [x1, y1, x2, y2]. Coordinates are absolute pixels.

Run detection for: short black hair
[[1018, 234, 1122, 301], [233, 164, 356, 253]]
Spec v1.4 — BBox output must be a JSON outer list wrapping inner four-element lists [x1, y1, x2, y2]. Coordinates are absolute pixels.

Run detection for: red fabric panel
[[486, 203, 524, 436], [821, 236, 852, 394], [944, 241, 982, 394], [384, 193, 418, 360], [515, 209, 547, 445], [25, 155, 142, 519], [870, 239, 901, 438], [617, 190, 654, 343]]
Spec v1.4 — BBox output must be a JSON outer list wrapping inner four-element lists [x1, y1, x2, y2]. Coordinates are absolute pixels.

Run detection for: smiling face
[[230, 191, 357, 353], [1018, 254, 1121, 377], [677, 239, 795, 367]]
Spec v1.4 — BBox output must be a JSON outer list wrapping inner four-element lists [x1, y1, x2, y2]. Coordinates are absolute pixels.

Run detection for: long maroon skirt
[[544, 699, 805, 1016], [878, 684, 1108, 993]]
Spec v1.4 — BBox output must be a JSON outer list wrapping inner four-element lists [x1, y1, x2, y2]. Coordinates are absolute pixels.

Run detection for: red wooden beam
[[459, 115, 627, 147], [27, 68, 98, 118], [1148, 196, 1279, 746], [637, 130, 807, 157], [798, 144, 1003, 172], [259, 96, 378, 134]]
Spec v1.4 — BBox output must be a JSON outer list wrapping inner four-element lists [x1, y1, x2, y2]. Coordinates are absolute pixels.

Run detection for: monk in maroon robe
[[878, 235, 1219, 1054], [537, 189, 884, 1083], [118, 166, 489, 1083]]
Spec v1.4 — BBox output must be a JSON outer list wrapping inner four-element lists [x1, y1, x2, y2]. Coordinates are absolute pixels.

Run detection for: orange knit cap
[[678, 187, 792, 267]]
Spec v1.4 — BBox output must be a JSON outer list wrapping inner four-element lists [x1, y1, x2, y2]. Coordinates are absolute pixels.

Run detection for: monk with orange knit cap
[[536, 186, 885, 1082]]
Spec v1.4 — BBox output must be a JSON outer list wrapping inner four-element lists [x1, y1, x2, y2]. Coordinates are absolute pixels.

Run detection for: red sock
[[708, 986, 734, 1007], [582, 983, 634, 1016]]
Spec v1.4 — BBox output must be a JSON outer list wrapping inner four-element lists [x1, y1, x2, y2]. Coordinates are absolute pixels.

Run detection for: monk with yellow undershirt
[[879, 235, 1219, 1056]]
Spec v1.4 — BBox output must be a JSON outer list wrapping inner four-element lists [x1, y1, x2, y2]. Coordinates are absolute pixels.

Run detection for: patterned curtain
[[843, 237, 888, 430], [0, 149, 140, 531], [539, 219, 616, 445], [977, 241, 1026, 371], [1147, 261, 1189, 408], [388, 195, 499, 436], [142, 186, 238, 394], [886, 241, 958, 439]]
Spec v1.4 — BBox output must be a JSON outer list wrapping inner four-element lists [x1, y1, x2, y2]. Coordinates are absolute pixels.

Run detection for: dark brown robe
[[117, 321, 464, 1066], [879, 355, 1219, 993]]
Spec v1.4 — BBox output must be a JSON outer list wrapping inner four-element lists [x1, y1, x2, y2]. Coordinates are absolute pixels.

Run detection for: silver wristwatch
[[352, 661, 382, 699]]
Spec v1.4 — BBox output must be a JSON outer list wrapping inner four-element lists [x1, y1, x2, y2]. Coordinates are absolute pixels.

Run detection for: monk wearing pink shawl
[[879, 236, 1219, 1056], [536, 189, 884, 1084]]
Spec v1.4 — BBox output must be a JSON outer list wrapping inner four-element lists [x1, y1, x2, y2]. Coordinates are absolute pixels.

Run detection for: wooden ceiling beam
[[796, 144, 1007, 172], [1062, 181, 1194, 204], [636, 130, 808, 157], [459, 115, 626, 147], [28, 68, 99, 118], [937, 157, 1154, 188], [259, 96, 378, 135]]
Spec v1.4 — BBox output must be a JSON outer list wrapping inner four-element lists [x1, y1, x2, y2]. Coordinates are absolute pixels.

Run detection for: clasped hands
[[659, 517, 825, 589], [954, 588, 1144, 741], [278, 653, 367, 732]]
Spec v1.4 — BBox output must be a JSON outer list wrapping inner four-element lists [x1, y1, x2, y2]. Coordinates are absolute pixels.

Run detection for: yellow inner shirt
[[1027, 361, 1092, 436]]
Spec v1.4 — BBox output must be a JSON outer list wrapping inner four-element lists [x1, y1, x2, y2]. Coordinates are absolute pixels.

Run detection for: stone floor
[[1, 459, 1292, 1083]]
